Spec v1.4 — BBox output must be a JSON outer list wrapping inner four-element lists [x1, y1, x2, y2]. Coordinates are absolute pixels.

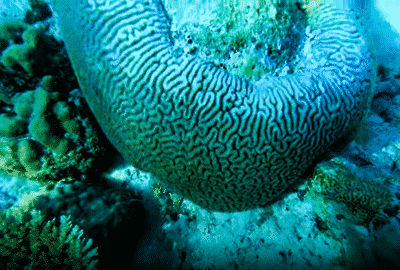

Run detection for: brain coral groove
[[52, 0, 374, 211]]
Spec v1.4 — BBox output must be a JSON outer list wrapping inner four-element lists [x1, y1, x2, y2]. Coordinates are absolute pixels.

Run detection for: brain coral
[[52, 0, 374, 211]]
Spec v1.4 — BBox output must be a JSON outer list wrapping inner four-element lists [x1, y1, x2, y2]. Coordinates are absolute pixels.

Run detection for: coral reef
[[0, 75, 107, 183], [0, 17, 65, 78], [30, 180, 148, 270], [309, 158, 394, 227], [0, 19, 44, 76], [0, 14, 112, 184], [152, 182, 186, 222], [52, 0, 374, 211], [0, 208, 98, 269], [33, 180, 145, 238], [175, 0, 306, 80]]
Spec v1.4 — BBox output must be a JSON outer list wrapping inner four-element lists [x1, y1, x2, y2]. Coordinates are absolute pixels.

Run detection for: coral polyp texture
[[0, 208, 98, 269], [0, 18, 108, 183], [52, 0, 374, 211]]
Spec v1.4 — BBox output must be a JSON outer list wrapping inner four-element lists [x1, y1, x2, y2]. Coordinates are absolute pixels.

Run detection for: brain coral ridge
[[52, 0, 374, 211]]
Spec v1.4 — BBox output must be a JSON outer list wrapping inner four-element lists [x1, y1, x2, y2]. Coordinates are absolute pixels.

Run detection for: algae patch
[[172, 1, 307, 81]]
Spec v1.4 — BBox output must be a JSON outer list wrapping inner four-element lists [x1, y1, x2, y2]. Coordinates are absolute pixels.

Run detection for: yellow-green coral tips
[[52, 0, 375, 211], [0, 20, 45, 76], [17, 139, 42, 173], [0, 18, 110, 184], [0, 208, 98, 269], [13, 91, 35, 119]]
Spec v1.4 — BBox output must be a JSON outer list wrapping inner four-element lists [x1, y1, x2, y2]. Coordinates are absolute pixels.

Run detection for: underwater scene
[[0, 0, 400, 269]]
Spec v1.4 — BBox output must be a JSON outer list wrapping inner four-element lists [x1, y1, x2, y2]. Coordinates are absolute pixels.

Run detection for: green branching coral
[[0, 208, 98, 269], [310, 159, 394, 227], [0, 19, 49, 77], [0, 21, 43, 76], [0, 12, 72, 79], [0, 16, 111, 184], [0, 75, 106, 183]]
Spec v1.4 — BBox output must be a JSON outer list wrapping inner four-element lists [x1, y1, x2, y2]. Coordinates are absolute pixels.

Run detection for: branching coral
[[0, 17, 111, 184], [0, 208, 98, 269], [33, 180, 146, 237], [0, 75, 107, 183]]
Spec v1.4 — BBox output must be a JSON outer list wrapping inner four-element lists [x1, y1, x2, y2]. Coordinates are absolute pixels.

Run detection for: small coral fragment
[[0, 19, 28, 50], [0, 17, 72, 78], [0, 75, 109, 182], [0, 20, 46, 75], [17, 139, 42, 173], [53, 101, 80, 135], [310, 159, 394, 227], [0, 208, 98, 269], [1, 44, 34, 74], [0, 113, 27, 137], [0, 140, 23, 175], [13, 91, 35, 118]]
